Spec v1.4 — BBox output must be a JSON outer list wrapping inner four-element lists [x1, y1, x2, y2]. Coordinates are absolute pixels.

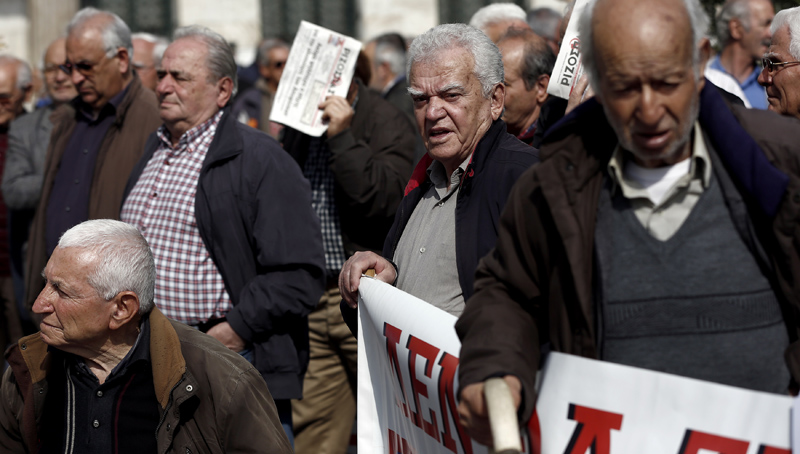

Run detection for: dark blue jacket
[[342, 119, 539, 333], [124, 108, 326, 400]]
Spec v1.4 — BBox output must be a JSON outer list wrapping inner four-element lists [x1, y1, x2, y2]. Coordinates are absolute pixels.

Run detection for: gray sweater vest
[[594, 174, 789, 394]]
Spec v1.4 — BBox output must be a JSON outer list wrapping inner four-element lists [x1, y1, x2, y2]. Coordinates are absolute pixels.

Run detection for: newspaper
[[269, 21, 362, 137], [546, 0, 591, 100]]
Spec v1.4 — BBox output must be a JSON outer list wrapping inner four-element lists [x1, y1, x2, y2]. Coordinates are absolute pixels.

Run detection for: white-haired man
[[121, 25, 326, 444], [456, 0, 800, 447], [24, 8, 161, 319], [0, 219, 293, 453], [469, 2, 530, 42], [131, 32, 169, 91], [339, 23, 539, 322], [0, 54, 32, 350], [757, 6, 800, 119], [710, 0, 775, 108]]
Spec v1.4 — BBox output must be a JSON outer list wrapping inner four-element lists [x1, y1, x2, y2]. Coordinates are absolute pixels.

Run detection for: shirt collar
[[157, 110, 224, 150], [427, 153, 473, 189], [382, 75, 406, 95], [607, 121, 712, 194]]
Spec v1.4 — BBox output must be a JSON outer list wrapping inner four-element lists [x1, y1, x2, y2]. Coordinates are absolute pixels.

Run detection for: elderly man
[[456, 0, 800, 446], [121, 25, 325, 444], [231, 38, 289, 138], [131, 32, 169, 91], [0, 219, 292, 453], [469, 3, 531, 42], [339, 23, 539, 321], [3, 39, 76, 342], [496, 28, 555, 145], [0, 55, 32, 349], [364, 33, 413, 120], [24, 8, 160, 318], [757, 6, 800, 119], [710, 0, 775, 109]]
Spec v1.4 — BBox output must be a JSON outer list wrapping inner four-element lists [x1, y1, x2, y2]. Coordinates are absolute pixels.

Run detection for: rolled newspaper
[[485, 377, 522, 454]]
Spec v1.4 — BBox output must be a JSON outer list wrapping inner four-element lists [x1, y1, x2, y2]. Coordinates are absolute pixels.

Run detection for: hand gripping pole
[[484, 377, 522, 454]]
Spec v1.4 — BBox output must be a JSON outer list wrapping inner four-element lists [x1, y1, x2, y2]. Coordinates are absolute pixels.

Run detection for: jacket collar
[[403, 119, 510, 196], [201, 106, 243, 170]]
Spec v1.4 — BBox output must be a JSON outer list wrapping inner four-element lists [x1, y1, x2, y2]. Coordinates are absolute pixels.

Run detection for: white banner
[[357, 277, 494, 454], [546, 0, 590, 100], [270, 21, 361, 136]]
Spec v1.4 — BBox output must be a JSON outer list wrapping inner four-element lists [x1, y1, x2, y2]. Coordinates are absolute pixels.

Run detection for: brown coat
[[0, 308, 293, 454], [456, 86, 800, 422], [23, 76, 160, 312]]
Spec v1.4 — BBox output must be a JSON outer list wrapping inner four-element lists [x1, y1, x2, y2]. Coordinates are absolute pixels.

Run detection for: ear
[[729, 18, 745, 41], [697, 37, 712, 92], [116, 47, 130, 75], [535, 74, 550, 104], [217, 77, 234, 108], [490, 83, 505, 120], [108, 291, 140, 331]]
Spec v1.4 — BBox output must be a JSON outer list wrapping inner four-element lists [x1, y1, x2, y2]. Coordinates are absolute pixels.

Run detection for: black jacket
[[342, 120, 539, 333], [282, 82, 416, 256], [124, 109, 326, 400]]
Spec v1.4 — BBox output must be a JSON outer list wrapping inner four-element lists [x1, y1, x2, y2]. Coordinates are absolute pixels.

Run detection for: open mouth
[[633, 130, 671, 150], [428, 127, 451, 141]]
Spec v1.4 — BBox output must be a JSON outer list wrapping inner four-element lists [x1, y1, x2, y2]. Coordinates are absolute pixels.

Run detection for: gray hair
[[373, 33, 407, 76], [256, 38, 289, 67], [771, 6, 800, 59], [0, 55, 31, 90], [407, 23, 504, 98], [527, 7, 563, 42], [132, 32, 170, 66], [57, 220, 156, 315], [579, 0, 709, 89], [716, 0, 754, 45], [498, 28, 556, 90], [469, 3, 528, 30], [68, 7, 133, 59], [173, 25, 238, 98]]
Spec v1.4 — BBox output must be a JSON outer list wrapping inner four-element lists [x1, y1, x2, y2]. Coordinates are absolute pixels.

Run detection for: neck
[[508, 108, 540, 137], [718, 45, 757, 83], [75, 324, 140, 385]]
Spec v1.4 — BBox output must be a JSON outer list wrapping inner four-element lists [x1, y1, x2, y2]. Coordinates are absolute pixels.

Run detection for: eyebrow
[[407, 83, 467, 98]]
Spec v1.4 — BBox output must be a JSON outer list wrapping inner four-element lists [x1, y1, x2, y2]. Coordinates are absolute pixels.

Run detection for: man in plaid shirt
[[121, 25, 325, 443]]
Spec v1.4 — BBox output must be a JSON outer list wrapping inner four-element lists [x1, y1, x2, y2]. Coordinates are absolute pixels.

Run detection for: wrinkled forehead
[[410, 47, 475, 84]]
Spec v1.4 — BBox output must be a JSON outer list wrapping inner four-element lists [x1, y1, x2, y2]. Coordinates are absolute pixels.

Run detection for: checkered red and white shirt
[[121, 111, 232, 324]]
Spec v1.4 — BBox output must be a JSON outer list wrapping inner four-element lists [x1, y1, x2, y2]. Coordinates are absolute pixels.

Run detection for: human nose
[[757, 65, 772, 86], [156, 75, 172, 97], [32, 287, 54, 314], [635, 85, 663, 126], [425, 97, 446, 121], [70, 68, 86, 86]]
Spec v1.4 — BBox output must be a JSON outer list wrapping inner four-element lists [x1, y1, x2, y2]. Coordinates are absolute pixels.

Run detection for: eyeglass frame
[[58, 48, 122, 76], [761, 57, 800, 74]]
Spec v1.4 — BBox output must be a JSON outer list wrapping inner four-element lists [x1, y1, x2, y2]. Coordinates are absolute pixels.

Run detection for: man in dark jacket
[[282, 56, 417, 452], [24, 8, 160, 318], [1, 219, 292, 454], [456, 0, 800, 446], [120, 25, 325, 444], [339, 23, 538, 320]]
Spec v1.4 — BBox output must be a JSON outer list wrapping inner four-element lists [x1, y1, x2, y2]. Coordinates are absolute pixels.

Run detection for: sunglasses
[[761, 57, 800, 74], [59, 60, 99, 76]]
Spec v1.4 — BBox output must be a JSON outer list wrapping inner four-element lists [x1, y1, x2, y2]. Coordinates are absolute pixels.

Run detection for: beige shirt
[[393, 155, 473, 316], [607, 123, 712, 241]]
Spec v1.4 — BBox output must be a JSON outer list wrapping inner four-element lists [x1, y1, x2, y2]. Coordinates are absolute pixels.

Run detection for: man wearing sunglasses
[[757, 6, 800, 119], [231, 38, 289, 139], [23, 7, 160, 321]]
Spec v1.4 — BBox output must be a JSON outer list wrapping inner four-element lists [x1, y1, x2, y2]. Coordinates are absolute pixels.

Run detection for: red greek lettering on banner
[[563, 404, 623, 454]]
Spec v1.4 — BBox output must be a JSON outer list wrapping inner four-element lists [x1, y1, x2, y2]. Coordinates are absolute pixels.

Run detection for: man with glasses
[[23, 8, 160, 320], [2, 38, 77, 344], [231, 38, 289, 138], [757, 6, 800, 119], [0, 54, 31, 352]]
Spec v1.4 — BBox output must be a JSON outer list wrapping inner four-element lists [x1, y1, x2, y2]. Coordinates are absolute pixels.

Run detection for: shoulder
[[483, 131, 540, 177], [731, 106, 800, 150], [9, 108, 47, 133], [171, 320, 259, 380]]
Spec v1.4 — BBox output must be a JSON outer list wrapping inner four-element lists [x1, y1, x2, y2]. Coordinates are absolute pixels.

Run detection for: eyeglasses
[[761, 57, 800, 74], [59, 60, 99, 76]]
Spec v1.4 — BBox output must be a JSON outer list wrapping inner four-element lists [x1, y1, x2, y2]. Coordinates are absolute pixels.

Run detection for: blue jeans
[[238, 347, 295, 447]]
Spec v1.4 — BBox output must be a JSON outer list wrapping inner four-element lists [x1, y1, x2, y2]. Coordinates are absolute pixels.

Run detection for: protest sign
[[270, 21, 361, 136], [357, 277, 794, 454], [546, 0, 590, 100]]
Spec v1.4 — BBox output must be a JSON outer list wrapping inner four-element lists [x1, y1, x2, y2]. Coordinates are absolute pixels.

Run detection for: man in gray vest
[[455, 0, 800, 446]]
